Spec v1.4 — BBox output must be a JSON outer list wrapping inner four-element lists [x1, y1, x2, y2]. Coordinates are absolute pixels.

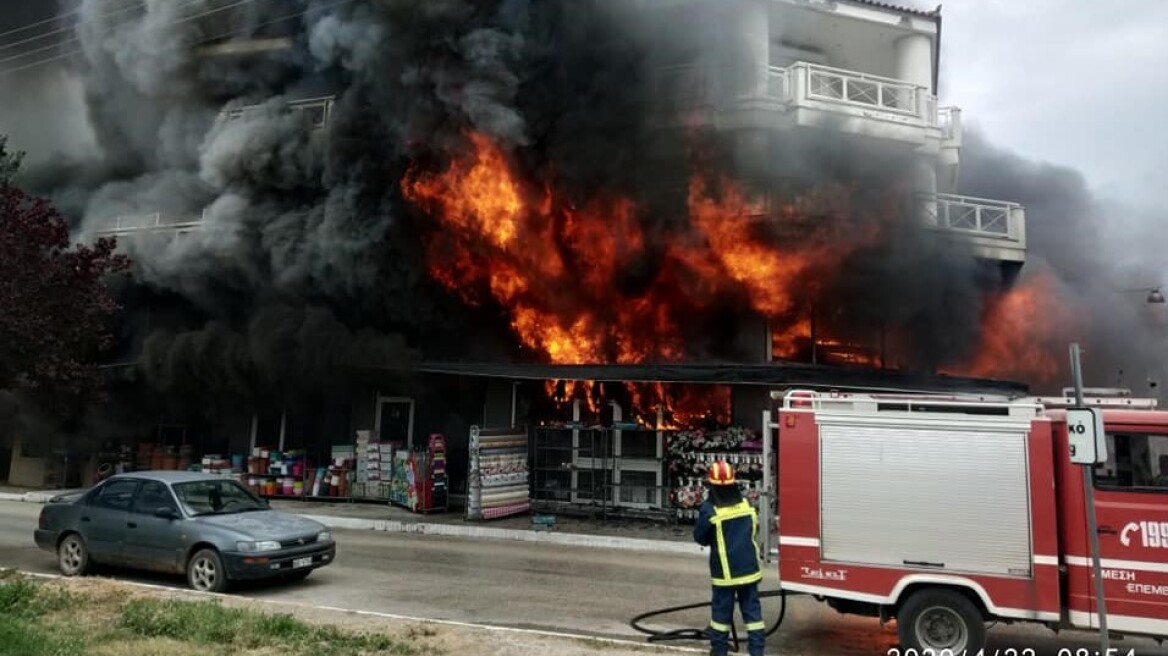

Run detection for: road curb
[[299, 514, 705, 556], [0, 491, 703, 556], [0, 491, 60, 504]]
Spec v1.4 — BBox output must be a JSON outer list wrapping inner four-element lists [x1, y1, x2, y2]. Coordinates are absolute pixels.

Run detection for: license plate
[[292, 557, 312, 569]]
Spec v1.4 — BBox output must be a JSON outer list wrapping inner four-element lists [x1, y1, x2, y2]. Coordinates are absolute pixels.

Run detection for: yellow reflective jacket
[[693, 499, 762, 587]]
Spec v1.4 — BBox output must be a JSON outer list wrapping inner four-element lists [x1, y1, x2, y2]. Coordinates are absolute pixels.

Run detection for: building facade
[[11, 1, 1031, 516]]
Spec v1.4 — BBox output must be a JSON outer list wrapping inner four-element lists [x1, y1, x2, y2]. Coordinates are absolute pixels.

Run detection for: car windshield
[[172, 479, 267, 516]]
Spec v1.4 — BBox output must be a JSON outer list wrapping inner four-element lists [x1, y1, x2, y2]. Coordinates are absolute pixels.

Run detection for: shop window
[[1095, 432, 1168, 492]]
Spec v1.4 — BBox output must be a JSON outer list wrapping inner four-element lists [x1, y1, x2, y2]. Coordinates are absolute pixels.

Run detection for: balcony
[[655, 61, 946, 146], [221, 95, 334, 129], [88, 210, 206, 238], [938, 106, 962, 146], [641, 178, 1025, 265], [921, 193, 1026, 263]]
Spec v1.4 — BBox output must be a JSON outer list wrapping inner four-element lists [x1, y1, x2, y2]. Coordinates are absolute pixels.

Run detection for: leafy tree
[[0, 147, 132, 396], [0, 135, 22, 184]]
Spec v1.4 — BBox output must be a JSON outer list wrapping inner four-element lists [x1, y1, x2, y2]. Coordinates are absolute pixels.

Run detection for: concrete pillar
[[723, 0, 770, 180], [912, 152, 939, 226], [894, 33, 933, 89], [896, 35, 939, 225], [724, 0, 770, 98], [894, 33, 933, 120]]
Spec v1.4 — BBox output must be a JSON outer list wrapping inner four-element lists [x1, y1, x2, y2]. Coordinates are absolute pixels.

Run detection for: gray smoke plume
[[957, 129, 1168, 395]]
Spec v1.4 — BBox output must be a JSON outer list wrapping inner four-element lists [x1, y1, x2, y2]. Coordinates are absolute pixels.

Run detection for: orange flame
[[403, 132, 889, 368], [540, 380, 732, 430], [404, 131, 1072, 393], [946, 273, 1078, 384], [404, 133, 684, 364]]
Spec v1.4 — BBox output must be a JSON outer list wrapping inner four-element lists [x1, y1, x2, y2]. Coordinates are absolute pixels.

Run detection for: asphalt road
[[0, 500, 1163, 656]]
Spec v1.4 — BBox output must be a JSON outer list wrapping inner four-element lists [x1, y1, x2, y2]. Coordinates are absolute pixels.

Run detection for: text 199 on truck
[[771, 389, 1168, 653]]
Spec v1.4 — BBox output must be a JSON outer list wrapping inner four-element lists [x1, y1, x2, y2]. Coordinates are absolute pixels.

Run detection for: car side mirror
[[154, 508, 179, 521]]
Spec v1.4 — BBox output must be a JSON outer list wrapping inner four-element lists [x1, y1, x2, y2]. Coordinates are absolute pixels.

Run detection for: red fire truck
[[773, 389, 1168, 653]]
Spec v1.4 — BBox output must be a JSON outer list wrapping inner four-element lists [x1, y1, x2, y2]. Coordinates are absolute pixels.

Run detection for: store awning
[[374, 361, 1029, 397]]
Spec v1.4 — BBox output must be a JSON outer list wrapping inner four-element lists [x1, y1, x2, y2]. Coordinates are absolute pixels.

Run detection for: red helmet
[[706, 460, 736, 486]]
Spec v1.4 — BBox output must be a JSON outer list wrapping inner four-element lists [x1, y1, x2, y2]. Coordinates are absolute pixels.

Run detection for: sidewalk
[[0, 484, 702, 556]]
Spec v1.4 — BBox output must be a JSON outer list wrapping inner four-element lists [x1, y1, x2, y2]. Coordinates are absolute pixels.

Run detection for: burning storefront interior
[[7, 0, 1160, 521]]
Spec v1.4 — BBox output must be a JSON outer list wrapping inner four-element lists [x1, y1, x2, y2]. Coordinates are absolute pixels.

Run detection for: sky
[[917, 0, 1168, 209]]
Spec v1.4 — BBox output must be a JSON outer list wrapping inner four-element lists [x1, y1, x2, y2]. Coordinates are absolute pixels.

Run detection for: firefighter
[[693, 460, 766, 656]]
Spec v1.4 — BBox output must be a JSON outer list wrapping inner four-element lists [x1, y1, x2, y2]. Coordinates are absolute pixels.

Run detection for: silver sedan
[[34, 470, 336, 592]]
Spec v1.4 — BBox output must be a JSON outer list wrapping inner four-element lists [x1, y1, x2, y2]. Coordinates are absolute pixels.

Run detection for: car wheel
[[897, 588, 986, 654], [187, 549, 229, 593], [57, 534, 90, 577]]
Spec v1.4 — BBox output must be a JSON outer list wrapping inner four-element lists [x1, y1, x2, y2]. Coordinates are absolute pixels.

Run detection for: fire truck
[[771, 389, 1168, 653]]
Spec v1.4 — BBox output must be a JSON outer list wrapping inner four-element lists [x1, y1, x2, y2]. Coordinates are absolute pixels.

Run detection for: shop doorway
[[375, 397, 414, 447]]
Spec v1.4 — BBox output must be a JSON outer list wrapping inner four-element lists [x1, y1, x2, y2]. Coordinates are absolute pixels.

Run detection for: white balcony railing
[[796, 62, 932, 120], [92, 209, 207, 237], [765, 65, 789, 101], [656, 62, 940, 128], [222, 95, 334, 129], [925, 193, 1025, 241], [937, 106, 962, 144]]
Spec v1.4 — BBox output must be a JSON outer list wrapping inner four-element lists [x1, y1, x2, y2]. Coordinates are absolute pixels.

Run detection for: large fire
[[945, 273, 1078, 385], [403, 131, 1074, 424], [541, 378, 732, 429], [402, 132, 880, 366]]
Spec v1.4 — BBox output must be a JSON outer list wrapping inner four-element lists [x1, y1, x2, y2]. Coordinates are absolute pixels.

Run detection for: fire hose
[[629, 589, 788, 652]]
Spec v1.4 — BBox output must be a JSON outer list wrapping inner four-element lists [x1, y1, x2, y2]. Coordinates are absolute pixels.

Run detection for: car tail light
[[37, 510, 46, 529]]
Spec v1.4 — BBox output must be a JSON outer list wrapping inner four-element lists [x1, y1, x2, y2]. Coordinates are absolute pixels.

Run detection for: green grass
[[119, 598, 415, 655], [0, 576, 85, 656], [0, 577, 78, 620], [0, 575, 420, 656]]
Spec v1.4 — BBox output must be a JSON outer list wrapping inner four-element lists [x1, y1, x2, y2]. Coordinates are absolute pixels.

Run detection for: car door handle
[[1098, 525, 1118, 535], [127, 522, 137, 529]]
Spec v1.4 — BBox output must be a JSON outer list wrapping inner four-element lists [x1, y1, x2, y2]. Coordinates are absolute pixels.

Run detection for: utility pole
[[1069, 343, 1110, 651]]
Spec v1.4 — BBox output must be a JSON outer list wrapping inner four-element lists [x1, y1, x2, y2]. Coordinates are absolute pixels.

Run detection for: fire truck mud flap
[[895, 587, 987, 654]]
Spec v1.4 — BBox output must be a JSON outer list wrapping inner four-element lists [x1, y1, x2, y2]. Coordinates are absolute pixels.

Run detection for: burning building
[[2, 0, 1071, 513]]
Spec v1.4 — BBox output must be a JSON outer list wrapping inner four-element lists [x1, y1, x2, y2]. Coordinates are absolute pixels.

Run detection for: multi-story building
[[629, 0, 1026, 367], [98, 0, 1027, 360], [643, 0, 1023, 255], [38, 0, 1028, 512]]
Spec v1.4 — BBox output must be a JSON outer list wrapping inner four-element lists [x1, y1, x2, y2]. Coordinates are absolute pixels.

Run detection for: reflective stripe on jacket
[[693, 499, 762, 587]]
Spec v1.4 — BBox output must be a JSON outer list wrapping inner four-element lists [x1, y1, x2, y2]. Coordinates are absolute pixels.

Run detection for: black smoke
[[957, 129, 1168, 395], [4, 0, 1160, 414]]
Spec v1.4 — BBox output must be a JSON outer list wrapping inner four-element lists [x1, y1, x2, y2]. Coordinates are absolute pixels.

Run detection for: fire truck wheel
[[896, 588, 986, 654]]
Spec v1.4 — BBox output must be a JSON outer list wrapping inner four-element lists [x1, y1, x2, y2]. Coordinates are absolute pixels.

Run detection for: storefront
[[5, 361, 1025, 531], [419, 361, 1029, 522]]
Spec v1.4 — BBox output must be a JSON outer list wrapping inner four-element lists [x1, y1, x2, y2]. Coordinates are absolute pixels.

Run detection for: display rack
[[352, 430, 398, 502], [466, 425, 530, 520], [665, 426, 768, 520], [242, 446, 353, 501], [381, 433, 448, 513]]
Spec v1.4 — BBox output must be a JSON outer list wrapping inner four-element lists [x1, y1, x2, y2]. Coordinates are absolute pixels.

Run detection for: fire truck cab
[[772, 389, 1168, 653]]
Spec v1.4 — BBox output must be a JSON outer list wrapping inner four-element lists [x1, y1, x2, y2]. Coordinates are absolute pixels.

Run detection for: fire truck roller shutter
[[818, 418, 1032, 577]]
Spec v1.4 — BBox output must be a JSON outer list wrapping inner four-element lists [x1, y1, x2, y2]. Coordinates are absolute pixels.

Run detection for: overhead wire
[[0, 0, 355, 79], [0, 0, 164, 53], [0, 3, 90, 41], [0, 0, 253, 67]]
